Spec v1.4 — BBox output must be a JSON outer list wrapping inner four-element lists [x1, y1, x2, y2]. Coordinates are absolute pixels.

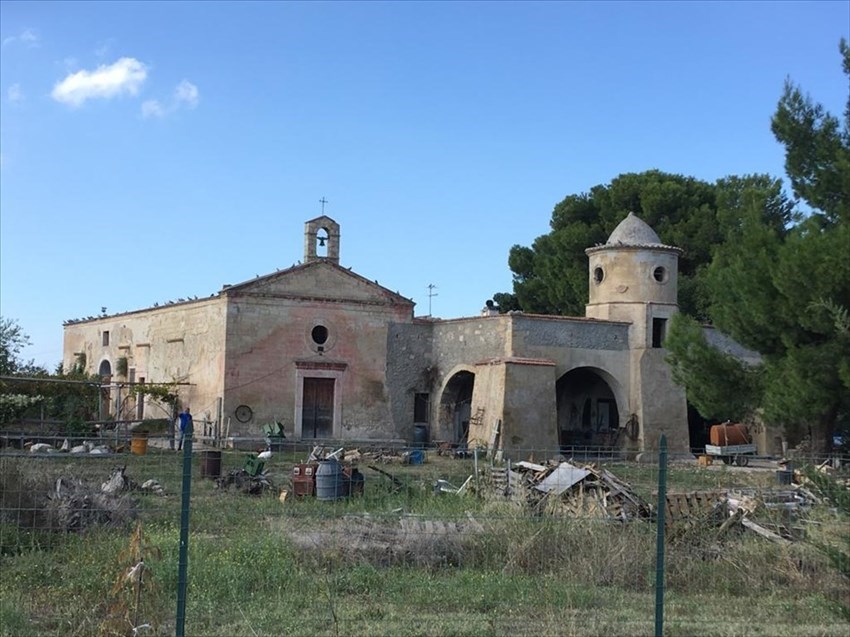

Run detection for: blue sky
[[1, 1, 848, 368]]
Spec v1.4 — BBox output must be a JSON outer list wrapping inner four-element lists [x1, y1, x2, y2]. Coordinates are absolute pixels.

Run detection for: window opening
[[593, 267, 604, 283], [311, 325, 329, 345], [652, 318, 667, 348], [103, 331, 110, 346], [414, 393, 430, 423]]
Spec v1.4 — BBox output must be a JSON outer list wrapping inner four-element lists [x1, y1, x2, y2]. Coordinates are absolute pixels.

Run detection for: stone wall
[[62, 298, 227, 421], [385, 321, 435, 442]]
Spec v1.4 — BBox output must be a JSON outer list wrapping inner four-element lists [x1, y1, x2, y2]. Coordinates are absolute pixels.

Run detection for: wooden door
[[302, 378, 335, 438]]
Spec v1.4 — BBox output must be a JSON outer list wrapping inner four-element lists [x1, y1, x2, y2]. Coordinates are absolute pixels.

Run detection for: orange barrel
[[709, 423, 750, 446], [130, 436, 148, 455]]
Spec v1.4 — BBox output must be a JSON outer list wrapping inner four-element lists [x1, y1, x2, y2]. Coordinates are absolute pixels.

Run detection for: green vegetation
[[493, 170, 793, 321], [667, 41, 850, 452], [1, 451, 847, 636]]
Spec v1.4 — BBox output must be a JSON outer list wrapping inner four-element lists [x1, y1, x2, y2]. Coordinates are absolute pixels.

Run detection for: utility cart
[[705, 443, 757, 466], [705, 422, 756, 466]]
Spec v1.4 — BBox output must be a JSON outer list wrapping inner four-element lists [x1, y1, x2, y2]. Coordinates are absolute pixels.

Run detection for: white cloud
[[51, 57, 148, 107], [141, 79, 201, 118], [2, 28, 39, 48], [141, 99, 166, 118], [7, 83, 23, 103], [174, 80, 199, 108]]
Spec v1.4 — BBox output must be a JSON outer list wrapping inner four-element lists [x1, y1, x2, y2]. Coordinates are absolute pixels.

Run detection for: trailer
[[705, 443, 757, 466]]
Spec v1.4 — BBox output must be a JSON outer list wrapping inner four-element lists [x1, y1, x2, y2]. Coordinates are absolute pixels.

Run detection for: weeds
[[1, 450, 849, 635]]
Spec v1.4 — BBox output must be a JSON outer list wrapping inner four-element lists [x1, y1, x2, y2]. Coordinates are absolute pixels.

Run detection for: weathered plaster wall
[[510, 316, 631, 427], [223, 291, 413, 439], [62, 298, 227, 420], [586, 247, 679, 307], [634, 349, 689, 453], [500, 360, 558, 455]]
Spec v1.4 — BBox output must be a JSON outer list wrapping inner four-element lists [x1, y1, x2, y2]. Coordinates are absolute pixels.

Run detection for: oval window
[[311, 325, 329, 345], [653, 266, 667, 283], [593, 267, 605, 284]]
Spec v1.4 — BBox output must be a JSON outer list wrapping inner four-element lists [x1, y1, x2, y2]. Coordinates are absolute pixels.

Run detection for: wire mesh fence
[[1, 430, 848, 636]]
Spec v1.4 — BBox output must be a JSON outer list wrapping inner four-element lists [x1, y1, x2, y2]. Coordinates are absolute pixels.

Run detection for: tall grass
[[0, 450, 848, 636]]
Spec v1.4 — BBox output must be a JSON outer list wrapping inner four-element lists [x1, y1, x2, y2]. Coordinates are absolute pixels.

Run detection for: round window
[[653, 266, 667, 283], [593, 267, 605, 284], [311, 325, 329, 345]]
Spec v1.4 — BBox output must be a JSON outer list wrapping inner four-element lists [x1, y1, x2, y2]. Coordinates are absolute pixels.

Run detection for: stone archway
[[438, 370, 475, 443], [556, 367, 622, 449]]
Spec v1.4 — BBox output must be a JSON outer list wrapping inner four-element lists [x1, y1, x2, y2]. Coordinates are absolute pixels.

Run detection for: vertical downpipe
[[654, 434, 668, 637], [176, 420, 194, 637]]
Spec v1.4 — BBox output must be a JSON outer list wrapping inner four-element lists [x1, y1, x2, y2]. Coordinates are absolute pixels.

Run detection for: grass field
[[1, 446, 848, 636]]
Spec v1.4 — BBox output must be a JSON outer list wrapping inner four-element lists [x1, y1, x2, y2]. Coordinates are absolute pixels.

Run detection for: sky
[[1, 1, 848, 369]]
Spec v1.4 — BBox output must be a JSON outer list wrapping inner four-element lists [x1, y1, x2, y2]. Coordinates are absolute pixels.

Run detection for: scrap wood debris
[[308, 445, 423, 465], [487, 460, 652, 520]]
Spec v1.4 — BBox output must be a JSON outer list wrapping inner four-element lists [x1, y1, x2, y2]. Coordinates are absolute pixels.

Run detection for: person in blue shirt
[[177, 407, 192, 451]]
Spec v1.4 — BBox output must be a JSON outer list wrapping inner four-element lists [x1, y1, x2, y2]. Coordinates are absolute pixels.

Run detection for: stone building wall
[[62, 297, 227, 421], [385, 321, 435, 441]]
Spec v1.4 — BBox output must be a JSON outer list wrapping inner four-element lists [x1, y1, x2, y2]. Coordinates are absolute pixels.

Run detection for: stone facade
[[63, 212, 700, 457]]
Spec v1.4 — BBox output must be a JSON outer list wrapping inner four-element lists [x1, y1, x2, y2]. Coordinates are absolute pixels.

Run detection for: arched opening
[[316, 227, 329, 258], [556, 368, 620, 450], [439, 371, 475, 443], [98, 360, 112, 419]]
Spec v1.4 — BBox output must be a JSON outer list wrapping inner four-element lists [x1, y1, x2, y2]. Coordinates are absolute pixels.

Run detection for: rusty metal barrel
[[709, 423, 750, 446]]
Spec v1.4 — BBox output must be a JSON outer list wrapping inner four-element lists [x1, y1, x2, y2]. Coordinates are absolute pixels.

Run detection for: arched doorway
[[439, 371, 475, 443], [98, 360, 112, 419], [556, 368, 620, 449]]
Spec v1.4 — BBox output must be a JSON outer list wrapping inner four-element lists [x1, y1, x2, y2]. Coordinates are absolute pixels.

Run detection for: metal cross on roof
[[319, 197, 328, 214]]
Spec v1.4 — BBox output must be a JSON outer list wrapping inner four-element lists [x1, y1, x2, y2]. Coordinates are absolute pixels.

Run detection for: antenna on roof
[[427, 283, 438, 317]]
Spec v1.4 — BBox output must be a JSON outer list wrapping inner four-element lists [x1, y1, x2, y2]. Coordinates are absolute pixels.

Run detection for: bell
[[318, 236, 327, 247]]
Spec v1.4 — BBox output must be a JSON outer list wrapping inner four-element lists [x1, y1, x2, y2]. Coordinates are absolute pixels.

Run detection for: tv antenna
[[426, 283, 438, 316]]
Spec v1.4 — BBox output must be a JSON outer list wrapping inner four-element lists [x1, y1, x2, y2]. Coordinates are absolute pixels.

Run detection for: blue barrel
[[413, 424, 429, 448], [316, 459, 346, 501]]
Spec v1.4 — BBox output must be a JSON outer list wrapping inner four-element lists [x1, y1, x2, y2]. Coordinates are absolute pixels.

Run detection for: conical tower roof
[[607, 212, 662, 245], [586, 212, 681, 254]]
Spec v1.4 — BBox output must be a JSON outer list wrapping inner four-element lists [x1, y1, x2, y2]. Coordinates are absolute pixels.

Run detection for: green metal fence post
[[176, 421, 194, 637], [655, 434, 668, 637]]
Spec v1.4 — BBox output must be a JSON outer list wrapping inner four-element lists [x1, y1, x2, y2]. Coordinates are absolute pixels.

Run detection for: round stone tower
[[585, 212, 689, 453], [584, 212, 683, 349]]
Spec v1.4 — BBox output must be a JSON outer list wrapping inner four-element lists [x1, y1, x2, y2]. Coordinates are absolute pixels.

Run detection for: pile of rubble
[[331, 446, 423, 465], [488, 460, 652, 521], [1, 465, 164, 533]]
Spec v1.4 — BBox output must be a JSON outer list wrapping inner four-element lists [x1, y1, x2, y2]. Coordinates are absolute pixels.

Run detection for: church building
[[63, 213, 705, 456]]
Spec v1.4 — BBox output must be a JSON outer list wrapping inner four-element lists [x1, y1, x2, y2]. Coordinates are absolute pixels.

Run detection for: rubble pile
[[488, 460, 652, 520]]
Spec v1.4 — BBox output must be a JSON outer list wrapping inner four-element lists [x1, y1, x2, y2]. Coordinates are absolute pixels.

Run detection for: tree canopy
[[496, 170, 794, 320], [667, 40, 850, 451], [0, 317, 41, 376]]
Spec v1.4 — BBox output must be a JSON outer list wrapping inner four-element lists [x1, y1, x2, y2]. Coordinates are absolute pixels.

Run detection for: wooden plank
[[741, 517, 791, 545]]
